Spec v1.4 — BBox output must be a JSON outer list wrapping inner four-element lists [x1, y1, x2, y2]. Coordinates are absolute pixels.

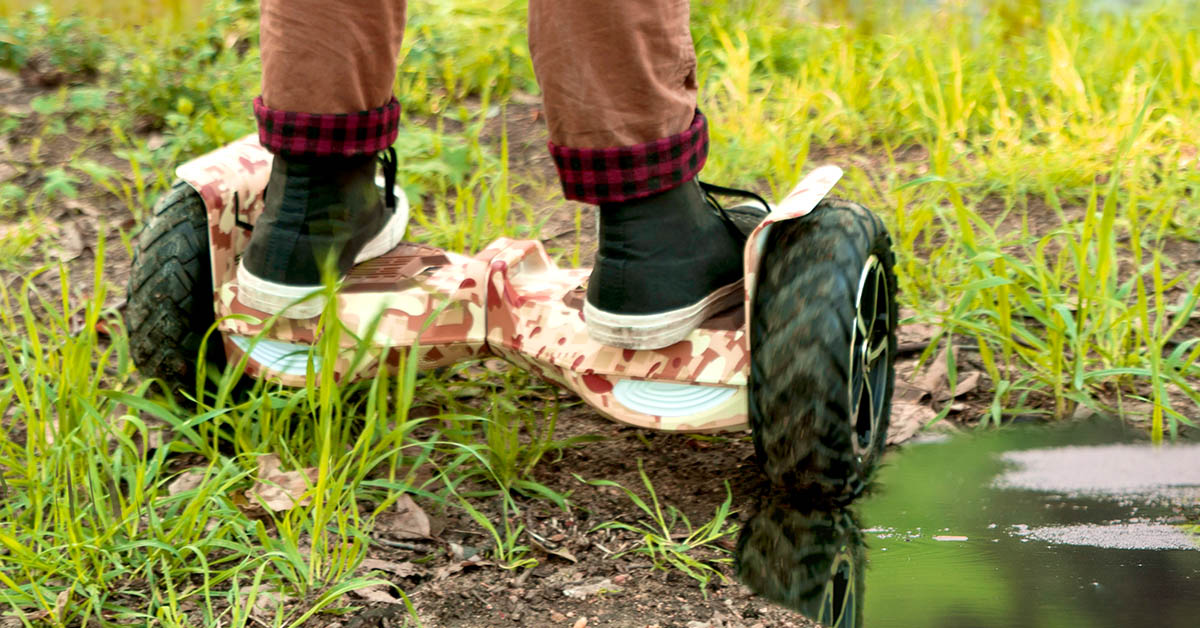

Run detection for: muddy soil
[[343, 406, 821, 628]]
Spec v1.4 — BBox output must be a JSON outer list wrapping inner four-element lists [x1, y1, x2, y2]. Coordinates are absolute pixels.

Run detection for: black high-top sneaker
[[585, 178, 769, 349], [236, 150, 406, 318]]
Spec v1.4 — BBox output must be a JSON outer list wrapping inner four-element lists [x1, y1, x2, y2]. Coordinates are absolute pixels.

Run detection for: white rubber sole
[[235, 201, 409, 319], [584, 279, 744, 350]]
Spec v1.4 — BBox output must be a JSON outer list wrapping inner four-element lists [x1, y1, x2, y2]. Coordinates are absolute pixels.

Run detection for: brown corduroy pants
[[259, 0, 698, 149]]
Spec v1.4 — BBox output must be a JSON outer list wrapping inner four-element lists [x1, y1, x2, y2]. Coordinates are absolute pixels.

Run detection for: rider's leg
[[529, 0, 751, 350], [238, 0, 408, 318]]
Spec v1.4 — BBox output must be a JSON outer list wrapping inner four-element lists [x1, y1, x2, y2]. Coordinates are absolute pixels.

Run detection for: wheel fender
[[175, 134, 274, 297], [742, 165, 843, 340]]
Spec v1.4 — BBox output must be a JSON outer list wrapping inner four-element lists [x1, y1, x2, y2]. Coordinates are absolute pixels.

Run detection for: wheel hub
[[848, 255, 892, 458]]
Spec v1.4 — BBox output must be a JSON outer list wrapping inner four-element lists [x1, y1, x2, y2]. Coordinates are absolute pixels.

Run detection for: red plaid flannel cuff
[[253, 96, 401, 157], [549, 111, 709, 204]]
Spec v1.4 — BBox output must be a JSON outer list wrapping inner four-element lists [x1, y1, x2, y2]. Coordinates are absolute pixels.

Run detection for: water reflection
[[738, 420, 1200, 628], [735, 492, 866, 628]]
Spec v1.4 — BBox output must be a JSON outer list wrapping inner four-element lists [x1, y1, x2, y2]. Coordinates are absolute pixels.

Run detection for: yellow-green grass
[[0, 0, 1198, 625]]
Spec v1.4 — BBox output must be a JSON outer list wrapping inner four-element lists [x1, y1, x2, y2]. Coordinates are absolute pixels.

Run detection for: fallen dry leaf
[[15, 587, 70, 624], [1071, 403, 1096, 421], [953, 371, 983, 397], [433, 555, 490, 581], [21, 610, 49, 623], [887, 402, 938, 445], [351, 582, 401, 605], [915, 345, 953, 397], [167, 468, 208, 496], [94, 318, 114, 338], [56, 219, 85, 262], [251, 587, 290, 619], [910, 345, 984, 403], [531, 537, 578, 564], [360, 558, 418, 578], [64, 197, 102, 218], [247, 454, 319, 513], [54, 589, 70, 623], [892, 380, 927, 404], [376, 493, 431, 539], [896, 319, 939, 350]]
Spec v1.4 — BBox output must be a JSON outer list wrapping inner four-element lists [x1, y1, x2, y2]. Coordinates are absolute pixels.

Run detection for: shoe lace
[[380, 146, 399, 210], [698, 180, 771, 239]]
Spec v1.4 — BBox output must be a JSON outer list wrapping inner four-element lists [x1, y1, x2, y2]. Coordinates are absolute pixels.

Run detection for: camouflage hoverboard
[[126, 135, 898, 499]]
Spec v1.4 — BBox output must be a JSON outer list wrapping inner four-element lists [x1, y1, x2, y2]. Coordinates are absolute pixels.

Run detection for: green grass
[[578, 461, 739, 595], [0, 0, 1198, 624], [694, 0, 1200, 440]]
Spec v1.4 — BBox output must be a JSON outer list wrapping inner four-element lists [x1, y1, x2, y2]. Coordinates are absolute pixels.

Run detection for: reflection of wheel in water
[[125, 182, 223, 388], [749, 199, 897, 501], [735, 498, 864, 627]]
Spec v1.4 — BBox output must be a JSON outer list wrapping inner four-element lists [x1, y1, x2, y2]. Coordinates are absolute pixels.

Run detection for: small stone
[[572, 619, 588, 628], [563, 578, 619, 599], [550, 610, 567, 623]]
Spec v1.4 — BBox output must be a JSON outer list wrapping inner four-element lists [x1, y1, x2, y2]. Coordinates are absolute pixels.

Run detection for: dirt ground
[[2, 65, 1191, 627], [337, 404, 823, 628]]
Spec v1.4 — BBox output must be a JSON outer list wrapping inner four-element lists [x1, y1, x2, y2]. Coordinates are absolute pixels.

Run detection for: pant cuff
[[549, 111, 709, 205], [253, 96, 401, 158]]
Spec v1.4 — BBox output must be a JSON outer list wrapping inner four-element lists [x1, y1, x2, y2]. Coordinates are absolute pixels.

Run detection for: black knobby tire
[[749, 199, 897, 501], [126, 181, 223, 387], [735, 499, 864, 626]]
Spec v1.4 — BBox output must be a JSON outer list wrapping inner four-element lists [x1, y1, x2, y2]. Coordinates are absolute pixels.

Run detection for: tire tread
[[125, 181, 220, 387], [749, 199, 898, 502]]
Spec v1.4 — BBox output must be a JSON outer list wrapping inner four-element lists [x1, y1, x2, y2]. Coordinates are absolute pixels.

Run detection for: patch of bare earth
[[0, 67, 133, 316], [326, 405, 818, 628]]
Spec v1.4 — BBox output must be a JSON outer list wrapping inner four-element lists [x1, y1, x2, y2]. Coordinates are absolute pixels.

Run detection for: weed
[[398, 0, 533, 115], [0, 5, 108, 80], [578, 461, 739, 594], [0, 250, 433, 625]]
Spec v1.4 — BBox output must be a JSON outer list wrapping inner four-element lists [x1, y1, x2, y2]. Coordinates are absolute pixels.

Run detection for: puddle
[[736, 420, 1200, 627]]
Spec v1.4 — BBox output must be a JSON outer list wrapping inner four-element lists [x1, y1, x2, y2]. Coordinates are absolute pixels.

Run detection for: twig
[[372, 537, 422, 551], [446, 528, 488, 537]]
